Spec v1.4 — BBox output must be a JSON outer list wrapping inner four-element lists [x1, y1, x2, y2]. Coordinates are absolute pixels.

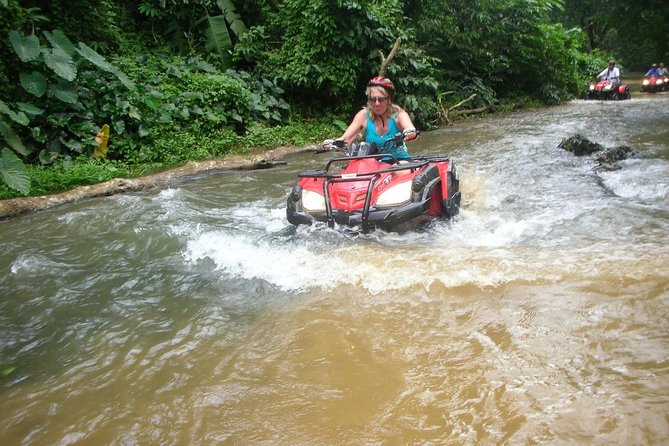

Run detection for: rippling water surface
[[1, 90, 669, 445]]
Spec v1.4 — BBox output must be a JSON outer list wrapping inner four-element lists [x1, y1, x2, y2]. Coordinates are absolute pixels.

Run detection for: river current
[[1, 86, 668, 445]]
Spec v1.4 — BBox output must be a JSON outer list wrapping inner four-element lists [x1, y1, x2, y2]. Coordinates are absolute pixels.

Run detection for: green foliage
[[556, 0, 669, 70], [237, 118, 340, 151], [0, 26, 136, 194], [136, 0, 246, 68], [407, 0, 587, 108], [236, 0, 389, 108], [77, 52, 291, 165], [16, 0, 126, 53], [224, 69, 290, 124]]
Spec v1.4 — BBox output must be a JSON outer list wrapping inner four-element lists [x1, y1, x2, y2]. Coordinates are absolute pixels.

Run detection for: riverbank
[[0, 145, 313, 219]]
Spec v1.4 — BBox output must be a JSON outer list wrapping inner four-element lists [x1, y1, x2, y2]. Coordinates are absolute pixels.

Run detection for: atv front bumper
[[287, 198, 431, 232]]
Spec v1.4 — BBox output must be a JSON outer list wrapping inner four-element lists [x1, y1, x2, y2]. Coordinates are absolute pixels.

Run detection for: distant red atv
[[641, 75, 668, 93], [585, 80, 631, 100]]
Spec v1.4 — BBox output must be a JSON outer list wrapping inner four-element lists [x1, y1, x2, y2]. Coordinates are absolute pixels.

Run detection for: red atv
[[585, 80, 631, 100], [286, 131, 461, 233], [641, 75, 668, 93]]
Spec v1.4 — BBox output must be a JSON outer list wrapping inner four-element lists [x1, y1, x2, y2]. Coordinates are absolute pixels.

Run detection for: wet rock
[[595, 145, 634, 164], [594, 145, 634, 171], [558, 134, 604, 156], [559, 134, 634, 172]]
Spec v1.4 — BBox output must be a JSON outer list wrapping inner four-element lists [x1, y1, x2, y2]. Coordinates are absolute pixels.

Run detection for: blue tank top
[[365, 113, 410, 160]]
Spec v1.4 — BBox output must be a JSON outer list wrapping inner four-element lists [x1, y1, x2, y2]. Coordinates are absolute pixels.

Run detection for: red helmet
[[367, 76, 395, 98]]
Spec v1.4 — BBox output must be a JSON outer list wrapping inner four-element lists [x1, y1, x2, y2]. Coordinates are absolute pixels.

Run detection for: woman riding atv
[[337, 76, 418, 161]]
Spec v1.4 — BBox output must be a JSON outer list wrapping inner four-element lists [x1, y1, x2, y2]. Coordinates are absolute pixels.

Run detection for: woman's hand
[[402, 127, 418, 142]]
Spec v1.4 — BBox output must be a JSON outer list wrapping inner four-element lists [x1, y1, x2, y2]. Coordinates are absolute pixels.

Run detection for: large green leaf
[[0, 99, 10, 115], [7, 111, 29, 126], [44, 30, 76, 57], [76, 43, 114, 72], [0, 119, 30, 156], [42, 47, 76, 81], [16, 102, 44, 116], [112, 69, 136, 90], [19, 71, 48, 97], [216, 0, 247, 36], [9, 31, 40, 62], [0, 147, 30, 195], [50, 80, 78, 104], [202, 14, 233, 67]]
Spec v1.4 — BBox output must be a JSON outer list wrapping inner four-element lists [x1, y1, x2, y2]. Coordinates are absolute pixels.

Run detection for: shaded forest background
[[0, 0, 667, 197]]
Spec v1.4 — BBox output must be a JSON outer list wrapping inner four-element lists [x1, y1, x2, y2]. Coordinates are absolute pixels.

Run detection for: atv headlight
[[375, 181, 412, 208], [589, 85, 595, 90], [657, 79, 664, 85], [302, 189, 326, 212], [643, 79, 650, 86], [603, 84, 613, 91]]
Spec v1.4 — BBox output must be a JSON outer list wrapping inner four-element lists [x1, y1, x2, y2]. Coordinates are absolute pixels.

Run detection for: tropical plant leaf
[[216, 0, 247, 36], [201, 14, 233, 67], [39, 148, 59, 164], [1, 0, 8, 8], [16, 102, 44, 115], [93, 124, 110, 158], [60, 136, 82, 153], [0, 119, 30, 156], [42, 47, 76, 81], [138, 125, 150, 138], [0, 99, 10, 115], [9, 31, 40, 62], [113, 120, 125, 135], [0, 147, 30, 195], [112, 69, 136, 90], [43, 29, 76, 57], [76, 43, 114, 72], [19, 71, 48, 97], [50, 80, 78, 104], [7, 110, 29, 126]]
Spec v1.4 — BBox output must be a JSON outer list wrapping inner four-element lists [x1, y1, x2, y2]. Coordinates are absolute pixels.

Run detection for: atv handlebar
[[379, 128, 419, 153], [318, 128, 419, 154]]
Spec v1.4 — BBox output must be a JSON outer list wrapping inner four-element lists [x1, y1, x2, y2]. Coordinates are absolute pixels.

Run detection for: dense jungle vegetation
[[0, 0, 667, 199]]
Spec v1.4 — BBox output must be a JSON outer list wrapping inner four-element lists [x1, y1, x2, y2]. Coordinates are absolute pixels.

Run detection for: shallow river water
[[1, 87, 669, 445]]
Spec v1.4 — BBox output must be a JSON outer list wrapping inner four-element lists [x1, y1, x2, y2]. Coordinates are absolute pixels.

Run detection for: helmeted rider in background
[[645, 63, 661, 77], [597, 59, 620, 84]]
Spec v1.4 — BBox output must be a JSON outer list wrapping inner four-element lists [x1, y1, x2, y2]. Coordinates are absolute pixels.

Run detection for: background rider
[[597, 59, 620, 84]]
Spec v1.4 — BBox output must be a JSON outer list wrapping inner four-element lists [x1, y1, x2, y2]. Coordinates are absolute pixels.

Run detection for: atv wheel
[[611, 92, 620, 100]]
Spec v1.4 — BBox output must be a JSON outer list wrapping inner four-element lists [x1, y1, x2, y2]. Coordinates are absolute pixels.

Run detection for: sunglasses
[[368, 96, 389, 103]]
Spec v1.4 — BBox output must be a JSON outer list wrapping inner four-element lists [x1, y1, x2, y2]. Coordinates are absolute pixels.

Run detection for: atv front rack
[[298, 154, 431, 232]]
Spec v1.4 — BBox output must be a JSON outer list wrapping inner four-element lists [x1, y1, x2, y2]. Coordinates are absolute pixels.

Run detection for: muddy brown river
[[1, 85, 668, 444]]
